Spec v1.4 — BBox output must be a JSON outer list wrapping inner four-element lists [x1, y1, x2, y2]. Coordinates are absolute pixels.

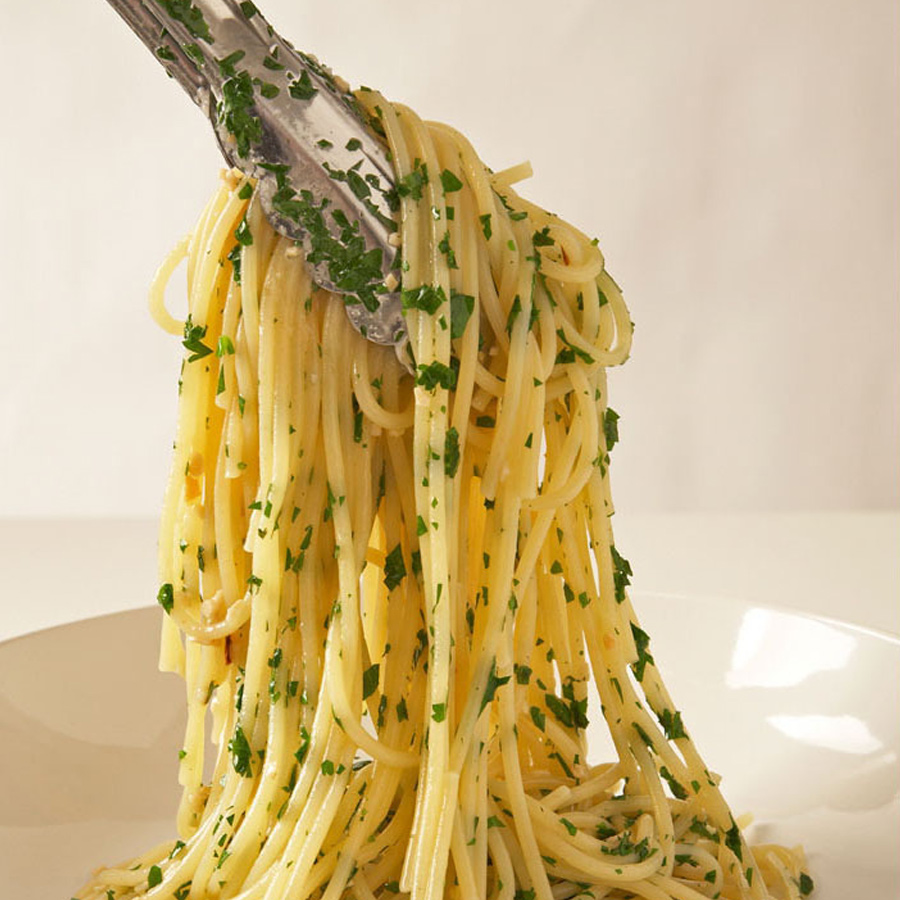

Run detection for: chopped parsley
[[288, 70, 318, 101], [533, 226, 555, 247], [383, 544, 406, 591], [362, 663, 380, 700], [294, 727, 310, 764], [479, 660, 511, 714], [724, 820, 743, 862], [630, 622, 654, 682], [155, 0, 212, 42], [596, 821, 617, 839], [660, 765, 688, 800], [611, 545, 632, 602], [545, 693, 573, 728], [353, 396, 363, 442], [439, 169, 464, 193], [444, 427, 460, 477], [657, 708, 687, 740], [396, 160, 429, 201], [182, 43, 204, 68], [227, 243, 243, 283], [506, 295, 522, 334], [555, 328, 595, 365], [218, 70, 262, 158], [216, 49, 245, 78], [157, 582, 174, 614], [438, 231, 458, 269], [265, 165, 387, 312], [147, 864, 163, 888], [234, 216, 253, 246], [401, 283, 445, 315], [450, 290, 474, 338], [182, 315, 213, 361], [604, 407, 620, 451], [601, 833, 653, 861], [689, 819, 719, 842], [416, 361, 457, 391], [229, 725, 253, 777]]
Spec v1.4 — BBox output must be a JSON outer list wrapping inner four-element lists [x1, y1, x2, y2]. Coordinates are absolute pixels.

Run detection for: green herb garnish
[[611, 545, 632, 603], [401, 284, 445, 315], [479, 659, 511, 714], [449, 290, 474, 338], [438, 231, 458, 269], [154, 0, 212, 42], [604, 407, 620, 451], [157, 583, 174, 614], [440, 169, 463, 193], [396, 160, 428, 201], [630, 622, 654, 682], [218, 70, 262, 158], [229, 725, 252, 777], [383, 544, 406, 591], [216, 49, 245, 78], [362, 663, 380, 700], [416, 361, 457, 391], [288, 69, 319, 100], [444, 427, 460, 478]]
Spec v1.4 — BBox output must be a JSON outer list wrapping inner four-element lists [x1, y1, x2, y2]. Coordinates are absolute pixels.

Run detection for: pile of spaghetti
[[76, 92, 813, 900]]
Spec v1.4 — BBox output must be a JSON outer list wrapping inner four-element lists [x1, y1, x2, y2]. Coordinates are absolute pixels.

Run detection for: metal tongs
[[106, 0, 405, 347]]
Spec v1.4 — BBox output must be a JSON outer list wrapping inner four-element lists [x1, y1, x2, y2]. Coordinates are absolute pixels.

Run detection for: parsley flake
[[440, 169, 464, 193], [383, 544, 407, 591]]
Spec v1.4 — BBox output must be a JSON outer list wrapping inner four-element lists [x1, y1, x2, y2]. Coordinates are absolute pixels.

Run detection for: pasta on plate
[[75, 90, 813, 900]]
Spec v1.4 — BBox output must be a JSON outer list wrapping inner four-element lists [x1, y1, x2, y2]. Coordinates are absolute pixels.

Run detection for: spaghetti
[[75, 91, 813, 900]]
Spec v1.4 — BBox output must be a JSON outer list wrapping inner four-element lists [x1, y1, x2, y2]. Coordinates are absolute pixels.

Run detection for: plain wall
[[0, 0, 897, 516]]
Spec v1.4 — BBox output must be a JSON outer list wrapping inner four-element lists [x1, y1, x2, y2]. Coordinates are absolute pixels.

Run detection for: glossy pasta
[[76, 91, 813, 900]]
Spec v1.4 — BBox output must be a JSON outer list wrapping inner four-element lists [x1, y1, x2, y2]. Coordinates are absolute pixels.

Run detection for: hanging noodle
[[75, 90, 813, 900]]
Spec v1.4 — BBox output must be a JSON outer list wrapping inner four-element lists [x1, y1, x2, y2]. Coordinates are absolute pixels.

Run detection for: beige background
[[0, 0, 897, 516]]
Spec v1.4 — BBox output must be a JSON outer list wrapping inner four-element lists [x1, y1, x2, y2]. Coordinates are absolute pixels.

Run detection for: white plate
[[1, 595, 898, 898]]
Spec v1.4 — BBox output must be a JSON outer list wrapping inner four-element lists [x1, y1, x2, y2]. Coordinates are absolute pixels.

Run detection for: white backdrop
[[0, 0, 897, 516]]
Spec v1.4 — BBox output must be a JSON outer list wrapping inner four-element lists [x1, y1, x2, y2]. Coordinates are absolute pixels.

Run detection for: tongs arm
[[105, 0, 405, 348], [105, 0, 210, 109]]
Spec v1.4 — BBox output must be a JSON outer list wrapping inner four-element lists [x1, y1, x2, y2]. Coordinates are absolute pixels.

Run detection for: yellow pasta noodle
[[75, 91, 813, 900]]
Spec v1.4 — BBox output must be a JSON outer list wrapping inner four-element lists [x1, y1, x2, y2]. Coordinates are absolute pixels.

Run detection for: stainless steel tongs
[[107, 0, 405, 347]]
